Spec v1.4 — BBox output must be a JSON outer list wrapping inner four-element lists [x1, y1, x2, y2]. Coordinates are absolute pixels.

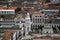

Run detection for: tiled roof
[[2, 31, 13, 40], [0, 6, 17, 10], [8, 6, 17, 10], [33, 11, 44, 16]]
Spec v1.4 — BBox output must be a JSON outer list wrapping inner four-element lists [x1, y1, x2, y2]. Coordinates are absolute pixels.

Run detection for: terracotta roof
[[0, 6, 17, 10], [34, 11, 44, 16], [2, 31, 13, 40], [8, 6, 17, 10], [0, 6, 3, 10]]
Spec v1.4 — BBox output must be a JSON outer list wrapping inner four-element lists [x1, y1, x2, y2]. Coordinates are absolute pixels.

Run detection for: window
[[1, 16, 4, 18], [12, 11, 14, 14], [40, 16, 41, 17], [21, 21, 25, 23], [35, 19, 37, 23], [2, 11, 3, 14], [45, 16, 47, 18], [46, 31, 48, 34], [5, 11, 6, 13], [9, 11, 12, 14], [0, 11, 1, 14], [40, 19, 41, 23], [5, 11, 7, 14], [33, 18, 34, 23], [16, 21, 20, 23], [9, 11, 10, 13], [27, 27, 29, 31], [7, 11, 8, 14], [3, 11, 4, 14], [0, 11, 2, 14], [45, 0, 50, 3], [35, 16, 37, 17], [6, 11, 7, 14], [38, 19, 39, 23]]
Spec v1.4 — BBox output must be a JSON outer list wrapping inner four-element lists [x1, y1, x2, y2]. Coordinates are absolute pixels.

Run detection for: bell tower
[[25, 13, 32, 35]]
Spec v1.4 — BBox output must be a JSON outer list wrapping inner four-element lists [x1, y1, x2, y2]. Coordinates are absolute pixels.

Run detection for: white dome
[[25, 13, 30, 19]]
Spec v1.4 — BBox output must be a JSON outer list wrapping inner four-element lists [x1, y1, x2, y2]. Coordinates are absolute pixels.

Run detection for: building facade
[[31, 9, 60, 34], [16, 13, 32, 36]]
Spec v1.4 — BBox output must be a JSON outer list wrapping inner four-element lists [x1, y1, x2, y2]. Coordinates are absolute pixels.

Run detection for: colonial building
[[0, 9, 16, 28], [31, 11, 45, 32], [31, 9, 60, 34]]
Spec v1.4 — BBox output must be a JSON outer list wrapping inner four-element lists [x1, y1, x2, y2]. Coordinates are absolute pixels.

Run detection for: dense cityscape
[[0, 0, 60, 40]]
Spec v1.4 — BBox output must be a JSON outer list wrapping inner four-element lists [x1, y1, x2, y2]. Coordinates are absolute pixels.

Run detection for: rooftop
[[2, 31, 13, 40]]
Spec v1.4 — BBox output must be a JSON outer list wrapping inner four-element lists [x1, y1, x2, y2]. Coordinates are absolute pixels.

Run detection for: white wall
[[13, 32, 17, 40], [0, 38, 2, 40]]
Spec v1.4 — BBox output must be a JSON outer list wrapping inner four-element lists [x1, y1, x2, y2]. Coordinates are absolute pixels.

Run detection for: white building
[[0, 10, 15, 14], [31, 11, 45, 30], [0, 9, 16, 28], [42, 25, 53, 35], [32, 10, 59, 27], [31, 10, 60, 34], [16, 13, 32, 36], [24, 13, 32, 35]]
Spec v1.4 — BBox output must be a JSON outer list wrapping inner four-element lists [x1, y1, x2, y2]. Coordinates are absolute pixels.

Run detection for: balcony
[[0, 10, 15, 14], [0, 21, 15, 24], [32, 23, 60, 26], [0, 18, 15, 21], [0, 25, 15, 28], [42, 10, 59, 14]]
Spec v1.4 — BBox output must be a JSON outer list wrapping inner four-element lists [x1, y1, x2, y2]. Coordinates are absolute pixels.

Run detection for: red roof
[[0, 6, 17, 10], [2, 31, 13, 40]]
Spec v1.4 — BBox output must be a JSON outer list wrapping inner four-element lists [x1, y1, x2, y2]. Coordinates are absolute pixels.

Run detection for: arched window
[[46, 31, 48, 34], [35, 25, 37, 27], [1, 15, 4, 18], [38, 19, 39, 23], [15, 7, 21, 13]]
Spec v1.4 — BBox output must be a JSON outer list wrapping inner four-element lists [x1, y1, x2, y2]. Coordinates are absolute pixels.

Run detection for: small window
[[45, 0, 50, 3], [27, 27, 29, 31], [40, 16, 41, 17], [2, 11, 3, 14], [5, 11, 6, 13], [21, 21, 25, 23], [1, 16, 4, 18], [7, 11, 8, 14], [45, 16, 47, 18], [46, 31, 48, 34], [35, 16, 37, 17], [0, 11, 2, 14], [16, 21, 20, 23]]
